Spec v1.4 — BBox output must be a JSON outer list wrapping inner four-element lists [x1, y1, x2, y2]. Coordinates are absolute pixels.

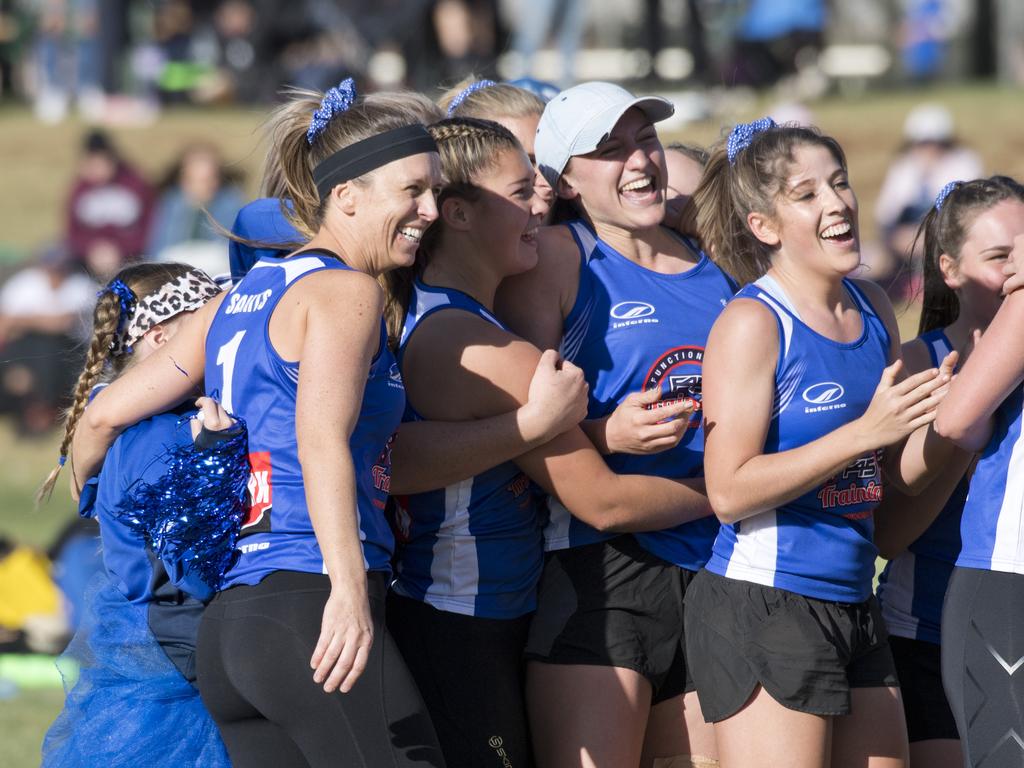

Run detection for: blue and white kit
[[877, 329, 966, 644], [547, 220, 735, 569], [391, 281, 543, 619], [705, 276, 890, 603], [205, 251, 406, 586], [955, 382, 1024, 574]]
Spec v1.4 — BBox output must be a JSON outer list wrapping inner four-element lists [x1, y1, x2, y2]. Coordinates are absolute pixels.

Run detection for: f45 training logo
[[371, 433, 396, 507], [817, 450, 883, 518], [643, 345, 704, 427]]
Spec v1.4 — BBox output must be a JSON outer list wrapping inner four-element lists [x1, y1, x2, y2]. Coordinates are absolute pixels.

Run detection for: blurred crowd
[[0, 0, 1022, 124], [0, 128, 244, 435]]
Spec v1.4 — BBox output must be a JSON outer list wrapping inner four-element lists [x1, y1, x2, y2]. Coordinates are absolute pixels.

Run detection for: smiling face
[[493, 111, 555, 222], [944, 198, 1024, 325], [347, 152, 442, 274], [560, 108, 666, 231], [749, 142, 860, 279], [460, 146, 542, 277]]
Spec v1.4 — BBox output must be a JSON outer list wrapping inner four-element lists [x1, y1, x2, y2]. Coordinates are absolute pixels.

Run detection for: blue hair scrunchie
[[447, 79, 497, 116], [727, 117, 778, 166], [307, 77, 358, 146], [934, 180, 962, 212], [99, 278, 137, 335]]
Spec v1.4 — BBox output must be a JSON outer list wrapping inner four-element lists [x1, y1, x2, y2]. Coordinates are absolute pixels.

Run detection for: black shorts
[[523, 535, 694, 703], [386, 591, 534, 768], [889, 635, 959, 742], [684, 569, 898, 722]]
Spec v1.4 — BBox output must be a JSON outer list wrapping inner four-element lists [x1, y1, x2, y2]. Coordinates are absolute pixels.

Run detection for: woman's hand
[[852, 358, 952, 450], [189, 396, 235, 441], [311, 579, 374, 694], [1001, 232, 1024, 295], [603, 389, 696, 455], [519, 349, 589, 443]]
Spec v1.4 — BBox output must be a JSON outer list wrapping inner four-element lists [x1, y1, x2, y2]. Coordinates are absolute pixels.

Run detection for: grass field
[[0, 83, 1021, 765]]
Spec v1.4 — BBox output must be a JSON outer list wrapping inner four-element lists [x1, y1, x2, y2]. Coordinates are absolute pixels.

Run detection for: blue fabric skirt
[[41, 575, 230, 767]]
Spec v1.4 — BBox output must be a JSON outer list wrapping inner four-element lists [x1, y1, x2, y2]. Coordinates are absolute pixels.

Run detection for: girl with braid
[[390, 116, 718, 768], [39, 262, 241, 768], [875, 176, 1024, 768]]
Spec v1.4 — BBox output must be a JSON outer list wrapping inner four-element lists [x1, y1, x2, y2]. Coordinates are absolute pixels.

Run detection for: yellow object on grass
[[0, 547, 61, 629]]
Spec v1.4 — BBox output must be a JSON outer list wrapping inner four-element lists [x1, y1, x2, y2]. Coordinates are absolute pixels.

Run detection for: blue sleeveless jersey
[[546, 220, 734, 569], [706, 276, 890, 602], [877, 330, 965, 644], [956, 381, 1024, 574], [391, 281, 543, 618], [205, 252, 405, 587]]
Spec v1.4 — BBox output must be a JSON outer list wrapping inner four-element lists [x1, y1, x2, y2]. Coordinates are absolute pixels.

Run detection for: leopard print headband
[[111, 270, 221, 356]]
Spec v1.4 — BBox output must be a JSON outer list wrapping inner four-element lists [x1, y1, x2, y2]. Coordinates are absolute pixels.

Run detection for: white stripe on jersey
[[878, 551, 922, 640], [724, 510, 779, 587], [570, 221, 598, 262], [426, 477, 480, 602], [990, 425, 1024, 573], [543, 498, 573, 551]]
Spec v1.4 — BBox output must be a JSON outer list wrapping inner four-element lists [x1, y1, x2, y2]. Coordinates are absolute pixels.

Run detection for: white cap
[[903, 103, 955, 144], [535, 82, 675, 187]]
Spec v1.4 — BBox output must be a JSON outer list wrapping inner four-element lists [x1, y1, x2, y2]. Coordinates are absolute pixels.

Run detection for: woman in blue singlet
[[389, 116, 720, 768], [684, 119, 954, 768], [934, 180, 1024, 768], [496, 81, 731, 768], [39, 263, 235, 768], [875, 176, 1024, 768]]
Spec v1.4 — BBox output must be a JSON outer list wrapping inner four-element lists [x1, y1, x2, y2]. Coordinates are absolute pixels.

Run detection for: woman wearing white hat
[[496, 81, 733, 768]]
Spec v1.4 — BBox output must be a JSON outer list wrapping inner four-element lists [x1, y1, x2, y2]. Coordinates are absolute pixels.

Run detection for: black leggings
[[942, 566, 1024, 767], [387, 591, 534, 768], [197, 570, 445, 768]]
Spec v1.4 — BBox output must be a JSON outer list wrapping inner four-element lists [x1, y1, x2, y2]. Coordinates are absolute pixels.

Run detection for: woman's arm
[[403, 313, 711, 532], [70, 294, 225, 495], [936, 236, 1024, 450], [702, 299, 947, 524], [293, 269, 381, 694], [390, 349, 588, 494]]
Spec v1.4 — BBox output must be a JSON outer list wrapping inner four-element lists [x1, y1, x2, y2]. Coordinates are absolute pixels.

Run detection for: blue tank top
[[390, 281, 543, 619], [956, 382, 1024, 574], [205, 251, 405, 587], [877, 330, 966, 644], [79, 407, 209, 680], [545, 221, 734, 569], [706, 276, 890, 602]]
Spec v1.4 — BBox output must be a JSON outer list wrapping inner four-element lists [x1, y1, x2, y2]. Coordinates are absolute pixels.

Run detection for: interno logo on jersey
[[802, 381, 846, 413], [610, 300, 659, 329], [643, 345, 704, 428]]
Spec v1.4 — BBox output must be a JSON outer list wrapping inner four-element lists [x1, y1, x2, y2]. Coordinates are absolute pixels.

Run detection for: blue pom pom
[[113, 419, 250, 590], [727, 117, 777, 165], [307, 77, 358, 145], [447, 79, 497, 116], [934, 180, 962, 212]]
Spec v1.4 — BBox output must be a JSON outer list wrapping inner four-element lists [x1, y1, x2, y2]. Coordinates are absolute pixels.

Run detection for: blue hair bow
[[447, 79, 497, 116], [99, 278, 137, 334], [727, 117, 778, 165], [934, 180, 961, 212], [307, 77, 358, 145]]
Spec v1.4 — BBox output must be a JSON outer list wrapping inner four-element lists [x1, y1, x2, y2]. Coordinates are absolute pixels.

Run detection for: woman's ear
[[556, 175, 579, 201], [938, 252, 962, 290], [142, 323, 168, 352], [441, 196, 471, 231], [331, 181, 358, 216], [747, 210, 781, 247]]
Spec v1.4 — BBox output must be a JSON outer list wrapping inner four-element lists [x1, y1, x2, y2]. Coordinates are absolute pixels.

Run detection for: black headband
[[313, 124, 438, 200]]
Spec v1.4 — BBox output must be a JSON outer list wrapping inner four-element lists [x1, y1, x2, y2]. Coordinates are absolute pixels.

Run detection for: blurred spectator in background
[[726, 0, 826, 88], [65, 130, 154, 279], [147, 141, 243, 270], [509, 0, 585, 87], [874, 102, 983, 301], [0, 243, 93, 435], [0, 2, 32, 100], [899, 0, 963, 82], [32, 0, 102, 123]]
